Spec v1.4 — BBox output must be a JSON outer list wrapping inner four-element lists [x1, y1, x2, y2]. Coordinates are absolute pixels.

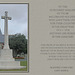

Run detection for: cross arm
[[8, 17, 12, 20], [1, 16, 5, 19]]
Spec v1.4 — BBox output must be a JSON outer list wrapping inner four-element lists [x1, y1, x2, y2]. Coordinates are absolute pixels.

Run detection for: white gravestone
[[0, 11, 26, 69]]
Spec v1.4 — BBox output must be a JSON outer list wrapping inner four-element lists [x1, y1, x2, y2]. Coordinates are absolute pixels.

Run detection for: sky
[[0, 4, 28, 39]]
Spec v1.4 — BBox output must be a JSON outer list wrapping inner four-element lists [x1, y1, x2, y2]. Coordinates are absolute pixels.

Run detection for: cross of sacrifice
[[1, 11, 12, 49]]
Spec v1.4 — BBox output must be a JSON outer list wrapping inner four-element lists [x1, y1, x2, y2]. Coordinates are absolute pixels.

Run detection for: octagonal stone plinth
[[0, 49, 26, 69]]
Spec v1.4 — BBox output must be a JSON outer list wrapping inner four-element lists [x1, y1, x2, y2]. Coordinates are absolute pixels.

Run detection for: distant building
[[0, 29, 4, 49]]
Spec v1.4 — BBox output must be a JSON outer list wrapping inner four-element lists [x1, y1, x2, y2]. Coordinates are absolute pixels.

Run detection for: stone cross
[[1, 11, 12, 49]]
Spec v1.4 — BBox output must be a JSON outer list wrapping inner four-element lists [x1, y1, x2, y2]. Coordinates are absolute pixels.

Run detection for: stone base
[[0, 49, 15, 61], [0, 49, 26, 69], [0, 65, 26, 69], [0, 66, 26, 69]]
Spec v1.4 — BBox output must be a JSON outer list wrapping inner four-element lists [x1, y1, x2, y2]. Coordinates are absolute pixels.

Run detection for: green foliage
[[9, 33, 27, 54]]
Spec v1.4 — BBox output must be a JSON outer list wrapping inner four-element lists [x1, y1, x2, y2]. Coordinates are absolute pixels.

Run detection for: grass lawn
[[0, 61, 27, 71]]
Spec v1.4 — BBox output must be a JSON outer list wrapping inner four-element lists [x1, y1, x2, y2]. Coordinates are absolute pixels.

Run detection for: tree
[[9, 33, 27, 57]]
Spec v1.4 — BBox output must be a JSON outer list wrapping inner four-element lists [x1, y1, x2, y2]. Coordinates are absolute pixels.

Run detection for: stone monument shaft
[[1, 11, 11, 49]]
